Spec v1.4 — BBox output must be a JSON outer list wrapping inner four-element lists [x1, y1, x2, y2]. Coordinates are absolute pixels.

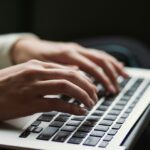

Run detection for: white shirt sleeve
[[0, 33, 38, 69]]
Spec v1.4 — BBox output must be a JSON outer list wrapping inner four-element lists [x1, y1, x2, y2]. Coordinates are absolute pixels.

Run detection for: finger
[[79, 52, 120, 92], [80, 49, 129, 78], [78, 70, 94, 84], [66, 65, 79, 70], [97, 61, 120, 92], [34, 80, 95, 108], [34, 69, 98, 102], [36, 98, 87, 115], [99, 54, 129, 78], [66, 53, 116, 93], [110, 60, 129, 78], [29, 59, 78, 70]]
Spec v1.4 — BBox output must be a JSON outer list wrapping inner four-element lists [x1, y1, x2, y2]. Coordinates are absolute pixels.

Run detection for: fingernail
[[114, 82, 120, 92], [80, 108, 89, 115], [94, 93, 98, 102], [89, 100, 95, 108], [125, 73, 130, 78], [109, 85, 116, 94], [120, 62, 124, 67]]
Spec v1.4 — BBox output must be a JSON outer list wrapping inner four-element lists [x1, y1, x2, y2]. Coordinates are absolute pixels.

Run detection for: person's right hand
[[0, 60, 98, 121]]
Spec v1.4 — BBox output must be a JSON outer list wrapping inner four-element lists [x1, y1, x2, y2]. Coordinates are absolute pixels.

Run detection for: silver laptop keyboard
[[19, 77, 149, 148]]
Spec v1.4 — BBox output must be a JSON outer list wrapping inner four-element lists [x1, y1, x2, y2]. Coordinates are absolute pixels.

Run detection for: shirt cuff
[[0, 33, 38, 69]]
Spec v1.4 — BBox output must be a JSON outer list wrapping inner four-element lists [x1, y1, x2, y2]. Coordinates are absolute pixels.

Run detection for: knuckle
[[27, 59, 40, 65], [58, 80, 70, 90], [80, 91, 89, 100], [105, 77, 111, 85], [69, 42, 80, 47], [68, 70, 78, 79], [89, 85, 95, 93], [62, 49, 73, 56], [101, 59, 108, 65], [59, 46, 76, 57], [24, 67, 38, 75], [23, 65, 43, 78], [90, 64, 98, 73]]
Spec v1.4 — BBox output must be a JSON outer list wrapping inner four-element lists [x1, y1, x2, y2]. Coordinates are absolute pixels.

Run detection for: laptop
[[0, 67, 150, 150]]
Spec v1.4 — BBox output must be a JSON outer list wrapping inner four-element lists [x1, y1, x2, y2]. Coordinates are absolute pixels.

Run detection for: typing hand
[[11, 39, 128, 94], [0, 60, 97, 121]]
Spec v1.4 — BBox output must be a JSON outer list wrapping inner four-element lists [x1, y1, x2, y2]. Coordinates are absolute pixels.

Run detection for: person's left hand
[[11, 38, 129, 94]]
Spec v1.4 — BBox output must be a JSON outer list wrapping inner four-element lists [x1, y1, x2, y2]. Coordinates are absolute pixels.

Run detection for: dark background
[[0, 0, 149, 44]]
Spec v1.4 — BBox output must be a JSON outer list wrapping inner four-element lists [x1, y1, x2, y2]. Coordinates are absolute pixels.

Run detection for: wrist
[[10, 38, 39, 64]]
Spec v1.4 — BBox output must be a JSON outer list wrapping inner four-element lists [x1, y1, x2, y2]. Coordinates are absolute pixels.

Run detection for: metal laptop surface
[[0, 67, 150, 150]]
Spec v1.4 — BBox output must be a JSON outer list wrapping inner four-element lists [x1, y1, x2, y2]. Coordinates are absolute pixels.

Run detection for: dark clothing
[[77, 37, 150, 68]]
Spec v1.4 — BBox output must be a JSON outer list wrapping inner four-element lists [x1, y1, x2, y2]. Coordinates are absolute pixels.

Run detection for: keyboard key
[[124, 90, 133, 97], [72, 116, 85, 121], [37, 127, 58, 141], [99, 141, 109, 148], [66, 120, 81, 126], [68, 137, 83, 144], [113, 105, 124, 111], [73, 100, 81, 106], [108, 110, 121, 116], [121, 93, 131, 100], [105, 95, 116, 101], [119, 79, 129, 89], [83, 136, 101, 146], [108, 129, 117, 135], [97, 87, 106, 98], [95, 125, 109, 132], [103, 135, 113, 141], [87, 116, 100, 122], [129, 103, 136, 108], [101, 100, 113, 106], [99, 120, 113, 126], [104, 115, 117, 121], [117, 101, 127, 106], [37, 115, 53, 122], [136, 78, 144, 83], [60, 94, 71, 101], [31, 120, 41, 126], [121, 96, 131, 101], [61, 125, 76, 132], [125, 108, 133, 113], [92, 110, 104, 116], [52, 131, 71, 142], [97, 105, 108, 111], [24, 126, 35, 132], [50, 121, 64, 127], [78, 126, 93, 132], [73, 131, 87, 138], [55, 116, 69, 122], [121, 113, 129, 119], [93, 80, 99, 86], [20, 128, 31, 138], [82, 120, 97, 127], [90, 130, 105, 137], [116, 118, 126, 124], [32, 127, 43, 133], [133, 98, 139, 104], [43, 111, 58, 117], [59, 113, 71, 117], [112, 124, 122, 129]]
